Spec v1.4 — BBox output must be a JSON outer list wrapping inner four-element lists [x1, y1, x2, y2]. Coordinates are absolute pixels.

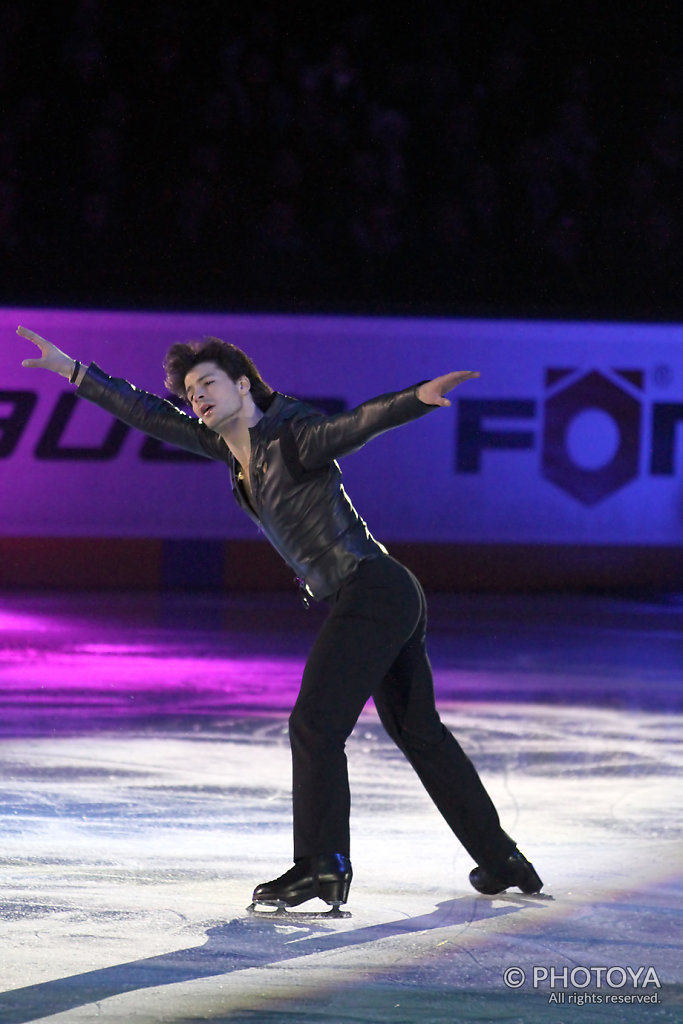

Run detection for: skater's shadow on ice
[[0, 896, 544, 1022]]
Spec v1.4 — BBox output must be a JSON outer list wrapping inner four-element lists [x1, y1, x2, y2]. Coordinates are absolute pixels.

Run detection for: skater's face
[[185, 361, 250, 431]]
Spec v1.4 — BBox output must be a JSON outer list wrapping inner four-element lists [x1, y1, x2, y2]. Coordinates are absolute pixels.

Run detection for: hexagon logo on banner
[[542, 370, 641, 505]]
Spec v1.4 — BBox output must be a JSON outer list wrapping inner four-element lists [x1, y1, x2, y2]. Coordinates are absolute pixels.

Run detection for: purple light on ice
[[0, 649, 306, 736]]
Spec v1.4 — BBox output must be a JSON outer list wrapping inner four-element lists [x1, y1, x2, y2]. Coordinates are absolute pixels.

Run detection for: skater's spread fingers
[[17, 326, 48, 350]]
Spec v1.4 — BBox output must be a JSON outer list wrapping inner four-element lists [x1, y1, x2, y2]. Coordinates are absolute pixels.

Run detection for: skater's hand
[[16, 325, 79, 380], [417, 371, 480, 407]]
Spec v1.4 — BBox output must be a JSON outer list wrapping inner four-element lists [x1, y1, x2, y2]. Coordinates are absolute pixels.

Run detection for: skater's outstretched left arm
[[416, 371, 479, 407], [289, 370, 480, 471]]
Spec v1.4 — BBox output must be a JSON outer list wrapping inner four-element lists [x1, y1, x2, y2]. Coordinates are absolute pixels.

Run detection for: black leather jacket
[[78, 364, 433, 600]]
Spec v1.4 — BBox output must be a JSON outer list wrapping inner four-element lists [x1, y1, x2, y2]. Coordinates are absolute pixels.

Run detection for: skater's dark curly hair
[[163, 337, 274, 410]]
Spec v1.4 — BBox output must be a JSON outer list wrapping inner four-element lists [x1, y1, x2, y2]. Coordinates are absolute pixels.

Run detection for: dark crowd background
[[2, 0, 681, 319]]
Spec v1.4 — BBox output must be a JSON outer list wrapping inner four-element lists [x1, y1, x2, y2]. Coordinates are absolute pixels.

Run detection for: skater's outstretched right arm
[[15, 326, 226, 460], [17, 325, 88, 385]]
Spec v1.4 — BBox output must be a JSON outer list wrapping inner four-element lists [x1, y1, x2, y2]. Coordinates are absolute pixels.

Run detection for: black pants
[[289, 555, 516, 869]]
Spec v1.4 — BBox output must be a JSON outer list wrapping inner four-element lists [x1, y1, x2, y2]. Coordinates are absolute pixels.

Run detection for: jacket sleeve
[[288, 384, 434, 472], [77, 362, 228, 460]]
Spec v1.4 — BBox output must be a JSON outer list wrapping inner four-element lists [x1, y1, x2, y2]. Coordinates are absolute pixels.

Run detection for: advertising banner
[[2, 308, 682, 545]]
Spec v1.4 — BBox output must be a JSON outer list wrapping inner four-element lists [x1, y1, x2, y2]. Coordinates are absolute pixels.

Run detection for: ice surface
[[0, 591, 681, 1023]]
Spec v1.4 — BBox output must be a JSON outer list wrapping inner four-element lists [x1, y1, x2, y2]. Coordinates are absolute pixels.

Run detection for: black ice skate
[[247, 853, 352, 919], [469, 849, 543, 895]]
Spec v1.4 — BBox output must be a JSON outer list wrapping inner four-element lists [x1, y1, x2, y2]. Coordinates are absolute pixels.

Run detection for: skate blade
[[246, 901, 351, 920]]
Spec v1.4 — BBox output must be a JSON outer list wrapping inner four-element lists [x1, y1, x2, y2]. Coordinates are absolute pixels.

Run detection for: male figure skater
[[16, 325, 542, 913]]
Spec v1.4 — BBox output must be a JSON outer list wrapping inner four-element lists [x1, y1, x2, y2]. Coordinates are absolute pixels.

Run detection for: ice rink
[[0, 589, 681, 1023]]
